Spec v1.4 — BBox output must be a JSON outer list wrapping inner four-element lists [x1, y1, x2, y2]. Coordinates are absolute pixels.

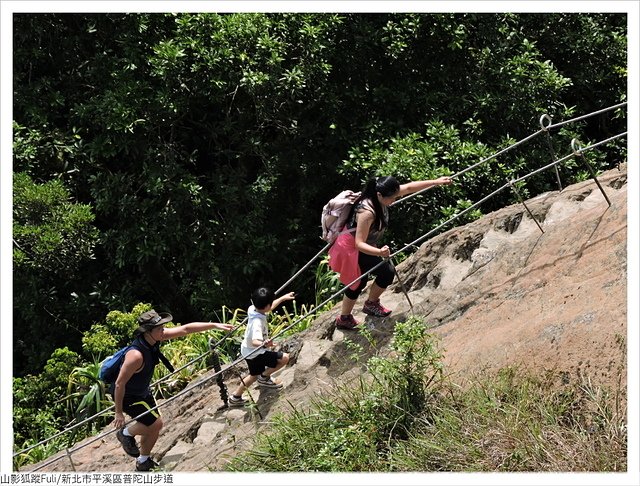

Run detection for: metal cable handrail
[[389, 128, 547, 208], [547, 101, 627, 130], [511, 132, 627, 184], [16, 102, 626, 468], [392, 101, 626, 209]]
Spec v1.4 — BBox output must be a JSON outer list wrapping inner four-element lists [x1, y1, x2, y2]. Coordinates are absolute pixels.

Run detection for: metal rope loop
[[571, 138, 583, 155], [539, 114, 552, 131]]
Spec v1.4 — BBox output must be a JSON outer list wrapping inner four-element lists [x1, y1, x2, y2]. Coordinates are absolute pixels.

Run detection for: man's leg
[[121, 394, 162, 468], [128, 418, 163, 456]]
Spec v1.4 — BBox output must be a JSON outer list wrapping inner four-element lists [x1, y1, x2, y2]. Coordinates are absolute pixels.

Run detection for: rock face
[[398, 167, 627, 390], [28, 166, 627, 473]]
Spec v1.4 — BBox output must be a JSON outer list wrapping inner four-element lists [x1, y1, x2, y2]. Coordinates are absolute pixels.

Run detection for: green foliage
[[341, 121, 503, 244], [369, 318, 444, 421], [81, 303, 152, 357], [13, 172, 101, 375], [269, 300, 327, 340], [65, 360, 110, 438], [13, 348, 81, 449], [13, 122, 86, 178], [313, 255, 342, 308], [12, 411, 68, 470], [13, 171, 98, 272], [42, 347, 83, 388]]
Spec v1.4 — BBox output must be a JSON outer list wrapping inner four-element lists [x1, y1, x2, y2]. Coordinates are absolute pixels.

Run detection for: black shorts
[[246, 350, 283, 376], [122, 393, 160, 426]]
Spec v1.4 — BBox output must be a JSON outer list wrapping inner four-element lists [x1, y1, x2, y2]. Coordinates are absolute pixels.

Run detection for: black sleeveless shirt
[[111, 335, 161, 398]]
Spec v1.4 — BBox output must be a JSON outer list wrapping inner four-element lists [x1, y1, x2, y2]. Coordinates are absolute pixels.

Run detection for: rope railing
[[393, 100, 626, 208], [546, 101, 627, 130], [16, 103, 627, 470]]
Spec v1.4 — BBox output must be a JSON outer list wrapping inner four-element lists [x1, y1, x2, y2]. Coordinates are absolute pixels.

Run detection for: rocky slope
[[30, 166, 627, 473]]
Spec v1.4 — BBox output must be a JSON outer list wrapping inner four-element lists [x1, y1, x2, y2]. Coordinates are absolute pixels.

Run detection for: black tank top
[[118, 336, 161, 398]]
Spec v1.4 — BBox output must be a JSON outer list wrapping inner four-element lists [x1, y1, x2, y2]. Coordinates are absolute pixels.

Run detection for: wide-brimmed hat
[[135, 309, 173, 334]]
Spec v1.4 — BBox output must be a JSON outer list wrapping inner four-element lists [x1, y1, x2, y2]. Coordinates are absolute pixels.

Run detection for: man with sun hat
[[112, 309, 233, 471]]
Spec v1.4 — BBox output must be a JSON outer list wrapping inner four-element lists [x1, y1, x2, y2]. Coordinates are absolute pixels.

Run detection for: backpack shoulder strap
[[130, 337, 175, 374], [157, 348, 175, 373], [347, 200, 374, 229]]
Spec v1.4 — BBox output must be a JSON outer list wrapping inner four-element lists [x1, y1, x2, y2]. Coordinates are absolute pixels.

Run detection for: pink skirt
[[328, 232, 361, 290]]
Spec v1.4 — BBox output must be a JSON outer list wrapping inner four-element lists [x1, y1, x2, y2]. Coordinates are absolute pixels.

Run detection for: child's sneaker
[[135, 457, 159, 472], [228, 395, 247, 407], [362, 299, 392, 317], [256, 375, 283, 389], [335, 314, 359, 330], [116, 428, 140, 457]]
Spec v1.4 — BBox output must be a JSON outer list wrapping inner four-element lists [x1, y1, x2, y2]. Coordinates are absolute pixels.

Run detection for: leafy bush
[[13, 348, 81, 460], [65, 360, 110, 439], [313, 255, 342, 308], [81, 303, 152, 358], [13, 172, 100, 374]]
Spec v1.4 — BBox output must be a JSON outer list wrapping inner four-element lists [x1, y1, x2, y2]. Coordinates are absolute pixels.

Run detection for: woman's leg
[[340, 269, 368, 315], [340, 295, 357, 315], [359, 254, 394, 316], [367, 282, 386, 302]]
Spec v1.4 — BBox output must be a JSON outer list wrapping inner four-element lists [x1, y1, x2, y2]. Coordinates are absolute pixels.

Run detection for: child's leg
[[231, 374, 258, 397], [262, 353, 289, 378]]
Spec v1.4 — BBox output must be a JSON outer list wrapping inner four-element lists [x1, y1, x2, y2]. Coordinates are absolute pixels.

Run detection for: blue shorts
[[246, 350, 283, 376]]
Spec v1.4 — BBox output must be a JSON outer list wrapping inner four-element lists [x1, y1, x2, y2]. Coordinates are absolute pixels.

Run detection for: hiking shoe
[[362, 299, 392, 317], [228, 395, 247, 407], [335, 314, 359, 330], [116, 428, 140, 458], [256, 375, 283, 389], [135, 457, 159, 472]]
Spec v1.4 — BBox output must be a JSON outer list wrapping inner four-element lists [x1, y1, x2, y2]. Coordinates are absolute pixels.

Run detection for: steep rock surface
[[30, 166, 627, 473]]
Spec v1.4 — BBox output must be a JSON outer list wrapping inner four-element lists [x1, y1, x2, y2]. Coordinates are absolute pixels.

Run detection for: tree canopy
[[12, 12, 626, 376]]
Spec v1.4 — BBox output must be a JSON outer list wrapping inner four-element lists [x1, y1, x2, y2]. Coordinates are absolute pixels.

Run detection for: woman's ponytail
[[354, 176, 399, 231]]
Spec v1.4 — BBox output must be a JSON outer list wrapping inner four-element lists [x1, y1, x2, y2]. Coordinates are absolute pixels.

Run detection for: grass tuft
[[227, 317, 626, 472]]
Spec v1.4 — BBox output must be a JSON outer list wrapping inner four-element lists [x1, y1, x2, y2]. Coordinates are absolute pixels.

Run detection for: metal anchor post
[[571, 138, 611, 207]]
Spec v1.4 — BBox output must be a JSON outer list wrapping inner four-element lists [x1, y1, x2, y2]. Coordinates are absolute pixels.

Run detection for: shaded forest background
[[13, 12, 626, 381]]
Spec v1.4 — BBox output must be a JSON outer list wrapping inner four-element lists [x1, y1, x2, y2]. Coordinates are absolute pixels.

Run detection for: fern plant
[[314, 255, 342, 308], [64, 359, 111, 440]]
